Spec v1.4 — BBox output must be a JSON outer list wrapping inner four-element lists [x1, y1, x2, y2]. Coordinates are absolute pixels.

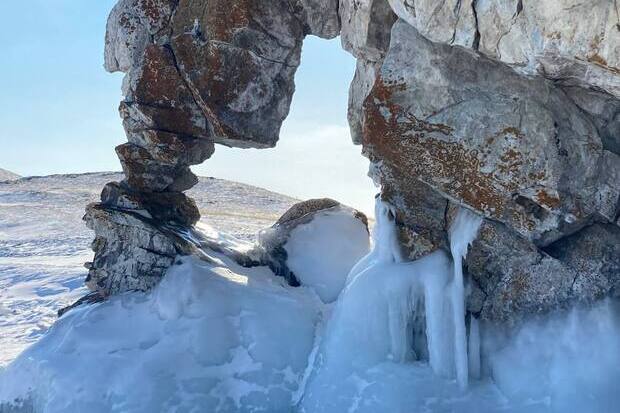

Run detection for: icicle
[[468, 316, 481, 380], [347, 197, 402, 284], [448, 208, 482, 389]]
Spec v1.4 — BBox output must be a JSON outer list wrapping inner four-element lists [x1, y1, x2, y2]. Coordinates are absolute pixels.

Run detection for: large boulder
[[364, 20, 619, 247], [258, 198, 370, 302]]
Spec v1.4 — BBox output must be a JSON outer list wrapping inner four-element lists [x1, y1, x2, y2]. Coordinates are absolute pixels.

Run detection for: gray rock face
[[364, 20, 619, 246], [545, 223, 620, 300], [84, 204, 177, 295], [340, 0, 397, 61], [389, 0, 620, 97], [467, 220, 620, 324], [340, 0, 397, 143]]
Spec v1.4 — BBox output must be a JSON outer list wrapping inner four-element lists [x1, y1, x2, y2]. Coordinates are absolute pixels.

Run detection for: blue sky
[[0, 1, 376, 213]]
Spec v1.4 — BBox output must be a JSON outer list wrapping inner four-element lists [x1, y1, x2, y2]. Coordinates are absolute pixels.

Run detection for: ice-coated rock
[[359, 19, 620, 321], [258, 198, 369, 290]]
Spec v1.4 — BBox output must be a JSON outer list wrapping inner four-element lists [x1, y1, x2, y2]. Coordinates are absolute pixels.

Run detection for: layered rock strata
[[93, 0, 620, 324]]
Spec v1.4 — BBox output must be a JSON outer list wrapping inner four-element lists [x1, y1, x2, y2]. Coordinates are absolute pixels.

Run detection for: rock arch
[[86, 0, 620, 324]]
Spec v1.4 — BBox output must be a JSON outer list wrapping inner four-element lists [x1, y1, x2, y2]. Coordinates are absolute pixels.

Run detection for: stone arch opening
[[194, 35, 376, 216], [88, 0, 620, 327]]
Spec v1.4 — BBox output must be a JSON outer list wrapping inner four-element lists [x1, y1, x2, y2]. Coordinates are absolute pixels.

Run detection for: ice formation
[[300, 199, 483, 410], [1, 197, 620, 412], [449, 208, 483, 388], [0, 251, 322, 412]]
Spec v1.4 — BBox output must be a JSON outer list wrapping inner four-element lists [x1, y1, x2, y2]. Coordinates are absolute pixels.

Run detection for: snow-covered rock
[[0, 255, 322, 413], [258, 198, 369, 302], [283, 208, 370, 303]]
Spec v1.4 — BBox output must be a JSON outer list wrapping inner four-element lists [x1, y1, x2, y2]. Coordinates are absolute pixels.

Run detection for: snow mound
[[0, 253, 322, 413], [1, 195, 620, 412], [284, 209, 370, 303], [0, 172, 297, 365]]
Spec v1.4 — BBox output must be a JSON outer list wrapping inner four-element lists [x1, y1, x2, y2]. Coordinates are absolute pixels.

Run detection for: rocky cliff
[[90, 0, 620, 324]]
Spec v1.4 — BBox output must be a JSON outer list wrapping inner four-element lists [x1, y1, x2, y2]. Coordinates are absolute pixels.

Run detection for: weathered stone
[[388, 0, 478, 48], [275, 198, 340, 225], [295, 0, 340, 39], [167, 0, 305, 148], [561, 86, 620, 156], [341, 0, 396, 144], [463, 217, 620, 324], [83, 204, 178, 295], [348, 59, 382, 144], [258, 198, 369, 285], [101, 182, 200, 227], [339, 0, 397, 60], [466, 220, 577, 324], [126, 130, 215, 167], [388, 0, 620, 97], [363, 20, 619, 248], [545, 223, 620, 300], [104, 0, 175, 73], [378, 171, 448, 261]]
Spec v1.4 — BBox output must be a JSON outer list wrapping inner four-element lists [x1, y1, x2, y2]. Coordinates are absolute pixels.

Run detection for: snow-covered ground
[[1, 173, 619, 412], [0, 172, 298, 366], [0, 169, 19, 182]]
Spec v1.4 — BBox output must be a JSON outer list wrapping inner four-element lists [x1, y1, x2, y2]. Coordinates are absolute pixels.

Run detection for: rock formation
[[258, 198, 368, 286], [91, 0, 620, 324], [359, 1, 620, 323]]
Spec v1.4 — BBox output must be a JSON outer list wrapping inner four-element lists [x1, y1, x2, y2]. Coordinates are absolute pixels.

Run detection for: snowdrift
[[1, 200, 619, 413]]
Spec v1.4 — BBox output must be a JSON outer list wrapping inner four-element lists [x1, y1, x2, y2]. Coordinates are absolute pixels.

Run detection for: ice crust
[[1, 198, 619, 412]]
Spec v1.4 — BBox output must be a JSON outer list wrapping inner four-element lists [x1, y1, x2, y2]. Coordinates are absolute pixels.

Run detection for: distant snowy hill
[[0, 172, 298, 365], [0, 168, 19, 182]]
